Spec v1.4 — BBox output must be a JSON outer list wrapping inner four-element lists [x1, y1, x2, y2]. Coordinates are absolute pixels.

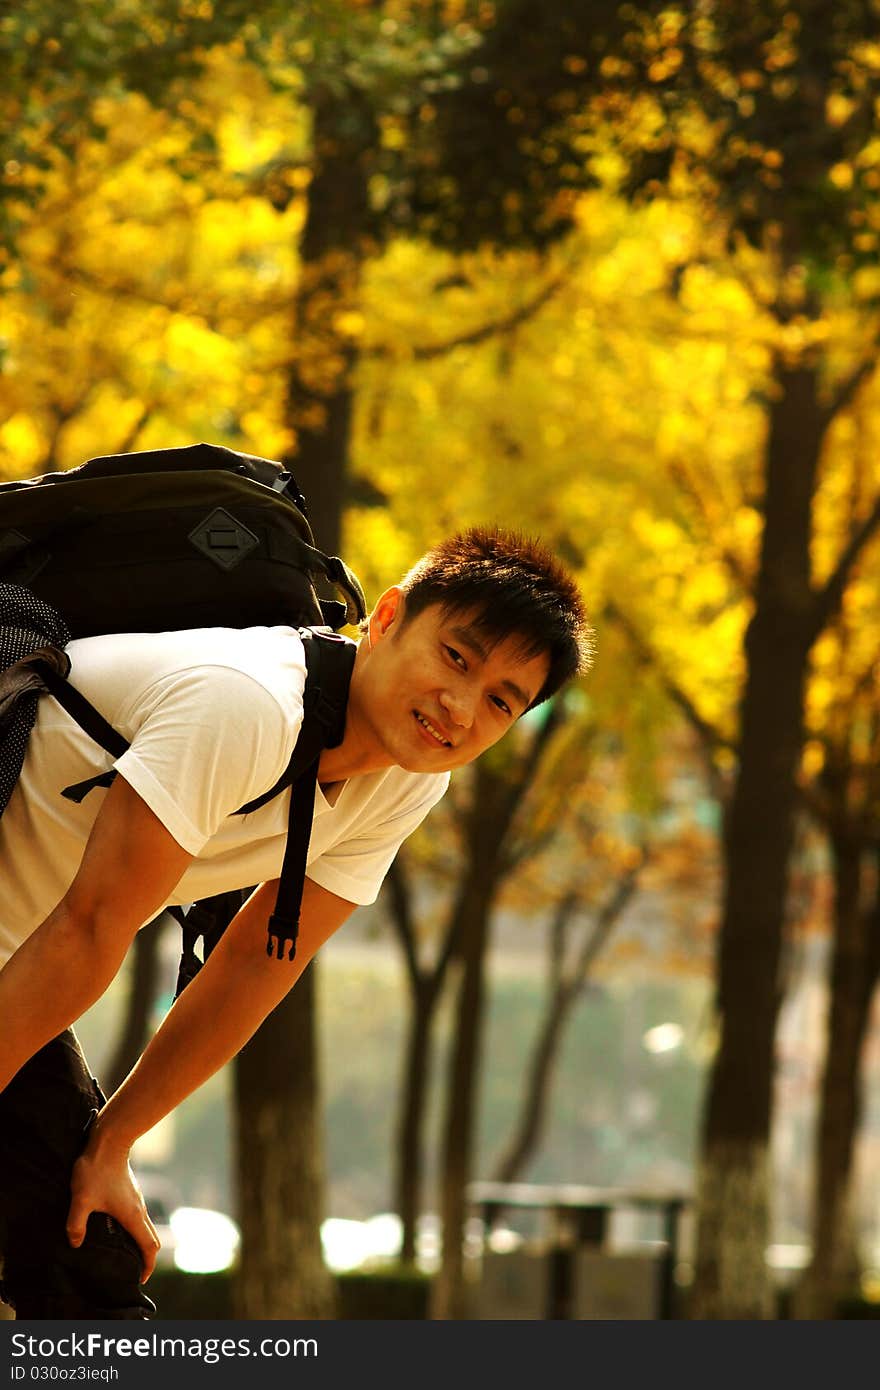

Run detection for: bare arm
[[0, 775, 194, 1092], [0, 775, 194, 1278], [67, 874, 356, 1274]]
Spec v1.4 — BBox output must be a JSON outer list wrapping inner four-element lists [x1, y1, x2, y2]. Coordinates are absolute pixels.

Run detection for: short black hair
[[394, 527, 595, 708]]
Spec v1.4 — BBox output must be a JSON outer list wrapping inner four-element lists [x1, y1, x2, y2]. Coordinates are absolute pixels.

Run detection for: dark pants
[[0, 1030, 155, 1320]]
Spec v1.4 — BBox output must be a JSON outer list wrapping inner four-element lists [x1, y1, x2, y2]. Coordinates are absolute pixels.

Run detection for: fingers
[[138, 1211, 162, 1282], [129, 1169, 162, 1281], [65, 1192, 90, 1250], [65, 1193, 162, 1283]]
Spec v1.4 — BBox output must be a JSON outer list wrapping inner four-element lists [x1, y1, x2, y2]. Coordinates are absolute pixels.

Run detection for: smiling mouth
[[413, 710, 452, 748]]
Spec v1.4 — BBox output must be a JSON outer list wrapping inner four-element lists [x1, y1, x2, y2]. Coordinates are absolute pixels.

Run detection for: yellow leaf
[[829, 162, 854, 190]]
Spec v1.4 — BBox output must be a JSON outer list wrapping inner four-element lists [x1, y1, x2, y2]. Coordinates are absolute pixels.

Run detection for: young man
[[0, 527, 593, 1319]]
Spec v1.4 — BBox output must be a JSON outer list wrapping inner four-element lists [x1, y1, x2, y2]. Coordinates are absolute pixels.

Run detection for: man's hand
[[66, 1122, 161, 1282], [61, 877, 356, 1282]]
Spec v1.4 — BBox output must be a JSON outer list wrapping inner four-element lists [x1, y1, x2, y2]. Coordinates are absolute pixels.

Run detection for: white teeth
[[415, 712, 449, 746]]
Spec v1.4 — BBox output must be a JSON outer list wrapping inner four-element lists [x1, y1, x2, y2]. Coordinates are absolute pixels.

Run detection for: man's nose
[[439, 687, 476, 729]]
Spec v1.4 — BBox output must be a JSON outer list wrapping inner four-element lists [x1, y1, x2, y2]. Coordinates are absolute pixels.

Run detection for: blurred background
[[3, 0, 880, 1320]]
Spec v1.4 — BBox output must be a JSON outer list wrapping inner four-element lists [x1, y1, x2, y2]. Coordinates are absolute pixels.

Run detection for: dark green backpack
[[0, 440, 365, 634]]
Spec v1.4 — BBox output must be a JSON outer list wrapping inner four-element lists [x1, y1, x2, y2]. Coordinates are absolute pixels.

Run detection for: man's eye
[[445, 645, 467, 670], [492, 696, 512, 716]]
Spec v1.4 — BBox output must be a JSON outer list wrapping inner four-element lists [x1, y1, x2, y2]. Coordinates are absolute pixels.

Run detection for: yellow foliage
[[853, 266, 880, 300], [0, 56, 305, 475], [851, 40, 880, 72], [333, 310, 367, 338], [827, 93, 857, 128], [0, 415, 44, 476], [829, 162, 855, 190]]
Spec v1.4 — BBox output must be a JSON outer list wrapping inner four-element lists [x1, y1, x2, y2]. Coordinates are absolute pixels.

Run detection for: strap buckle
[[267, 912, 299, 962]]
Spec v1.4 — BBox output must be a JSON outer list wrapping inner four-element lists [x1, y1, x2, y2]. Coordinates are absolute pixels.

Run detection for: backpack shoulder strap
[[0, 582, 73, 817], [35, 659, 130, 802], [235, 626, 356, 814], [249, 627, 357, 963], [172, 627, 357, 990], [56, 624, 356, 809]]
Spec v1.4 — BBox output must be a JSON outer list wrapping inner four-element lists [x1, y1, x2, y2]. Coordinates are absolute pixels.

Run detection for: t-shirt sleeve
[[113, 665, 303, 855], [306, 774, 450, 906]]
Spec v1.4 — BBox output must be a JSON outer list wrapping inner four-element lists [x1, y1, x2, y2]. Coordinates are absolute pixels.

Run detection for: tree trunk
[[233, 965, 336, 1318], [690, 360, 823, 1319], [231, 82, 375, 1321], [394, 982, 438, 1265], [283, 86, 376, 540], [104, 915, 165, 1096], [431, 880, 494, 1320], [796, 839, 880, 1318], [490, 871, 637, 1195], [385, 857, 460, 1268], [428, 720, 566, 1317], [491, 987, 574, 1189]]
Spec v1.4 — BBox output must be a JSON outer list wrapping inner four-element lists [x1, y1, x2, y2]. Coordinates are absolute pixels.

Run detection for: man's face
[[355, 588, 551, 773]]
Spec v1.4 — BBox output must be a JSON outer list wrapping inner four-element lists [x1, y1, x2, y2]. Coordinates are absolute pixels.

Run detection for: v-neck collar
[[316, 780, 347, 810]]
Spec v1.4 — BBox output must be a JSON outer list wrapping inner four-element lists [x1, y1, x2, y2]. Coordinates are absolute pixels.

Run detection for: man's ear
[[369, 586, 405, 644]]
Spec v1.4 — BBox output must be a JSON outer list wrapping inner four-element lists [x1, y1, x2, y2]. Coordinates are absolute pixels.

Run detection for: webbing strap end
[[266, 912, 299, 963]]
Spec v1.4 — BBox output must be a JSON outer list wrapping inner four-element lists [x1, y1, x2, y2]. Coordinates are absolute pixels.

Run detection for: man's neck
[[319, 722, 401, 780], [317, 640, 392, 783], [318, 741, 389, 783]]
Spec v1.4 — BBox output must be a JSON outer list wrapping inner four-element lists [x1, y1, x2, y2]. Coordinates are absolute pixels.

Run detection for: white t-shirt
[[0, 626, 449, 967]]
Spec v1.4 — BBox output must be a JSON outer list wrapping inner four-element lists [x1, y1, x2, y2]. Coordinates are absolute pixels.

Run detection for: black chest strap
[[257, 628, 355, 963]]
